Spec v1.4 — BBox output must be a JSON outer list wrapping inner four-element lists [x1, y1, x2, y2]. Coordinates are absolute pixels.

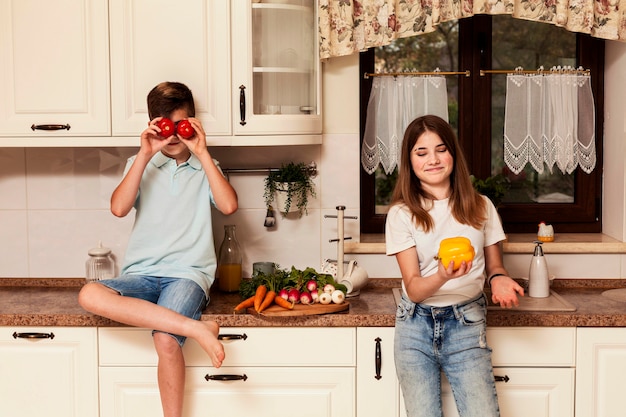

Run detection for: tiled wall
[[0, 133, 398, 279]]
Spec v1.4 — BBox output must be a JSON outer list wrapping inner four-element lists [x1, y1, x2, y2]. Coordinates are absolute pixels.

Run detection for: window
[[360, 15, 604, 234]]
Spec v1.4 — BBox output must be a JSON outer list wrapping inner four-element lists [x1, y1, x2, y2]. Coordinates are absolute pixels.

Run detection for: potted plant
[[264, 162, 316, 217], [471, 174, 510, 208]]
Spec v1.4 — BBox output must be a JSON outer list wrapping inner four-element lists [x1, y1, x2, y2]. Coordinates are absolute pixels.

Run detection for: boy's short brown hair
[[147, 82, 196, 119]]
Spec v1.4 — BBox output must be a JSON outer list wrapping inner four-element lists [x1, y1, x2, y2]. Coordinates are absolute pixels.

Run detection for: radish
[[306, 279, 318, 292], [319, 292, 332, 305], [299, 291, 313, 305], [331, 289, 345, 304], [310, 289, 320, 303], [287, 289, 300, 303], [278, 289, 289, 301], [323, 283, 335, 294]]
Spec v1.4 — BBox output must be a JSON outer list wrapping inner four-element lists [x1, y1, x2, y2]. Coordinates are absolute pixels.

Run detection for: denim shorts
[[99, 275, 208, 346], [394, 291, 499, 417]]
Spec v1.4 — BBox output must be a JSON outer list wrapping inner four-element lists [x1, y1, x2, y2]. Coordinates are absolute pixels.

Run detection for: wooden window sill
[[345, 233, 626, 255]]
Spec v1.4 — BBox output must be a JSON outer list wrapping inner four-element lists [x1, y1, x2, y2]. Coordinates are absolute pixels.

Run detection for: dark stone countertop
[[1, 278, 626, 328]]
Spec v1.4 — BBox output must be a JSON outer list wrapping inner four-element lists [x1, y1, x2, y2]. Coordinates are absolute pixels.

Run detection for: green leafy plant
[[471, 174, 510, 207], [264, 162, 316, 217]]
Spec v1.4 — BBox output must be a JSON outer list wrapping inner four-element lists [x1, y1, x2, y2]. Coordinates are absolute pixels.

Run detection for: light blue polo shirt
[[120, 151, 218, 296]]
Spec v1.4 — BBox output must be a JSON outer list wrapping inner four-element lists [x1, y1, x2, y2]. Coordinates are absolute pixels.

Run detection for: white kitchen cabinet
[[363, 327, 576, 417], [576, 328, 626, 417], [443, 327, 576, 417], [231, 0, 322, 144], [98, 327, 355, 417], [109, 0, 231, 142], [356, 327, 402, 417], [0, 0, 321, 147], [0, 0, 110, 138], [0, 327, 98, 417]]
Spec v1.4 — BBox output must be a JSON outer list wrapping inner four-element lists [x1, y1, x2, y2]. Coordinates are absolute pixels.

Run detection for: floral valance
[[319, 0, 626, 59]]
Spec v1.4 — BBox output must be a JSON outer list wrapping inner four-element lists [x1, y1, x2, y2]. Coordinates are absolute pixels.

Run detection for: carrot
[[274, 295, 294, 310], [257, 290, 277, 313], [234, 295, 255, 312], [253, 285, 267, 312]]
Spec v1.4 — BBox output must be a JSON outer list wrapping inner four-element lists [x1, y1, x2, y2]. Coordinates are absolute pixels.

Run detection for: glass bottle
[[85, 242, 115, 282], [217, 225, 243, 292]]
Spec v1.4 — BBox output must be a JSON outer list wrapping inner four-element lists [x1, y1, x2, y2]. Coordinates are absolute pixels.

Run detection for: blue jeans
[[394, 292, 500, 417], [98, 275, 208, 346]]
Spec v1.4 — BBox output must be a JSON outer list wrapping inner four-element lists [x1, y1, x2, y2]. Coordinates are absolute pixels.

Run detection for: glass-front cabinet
[[232, 0, 321, 143]]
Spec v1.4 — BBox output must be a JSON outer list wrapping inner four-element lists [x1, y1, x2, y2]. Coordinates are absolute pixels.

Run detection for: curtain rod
[[480, 68, 590, 76], [363, 70, 470, 79]]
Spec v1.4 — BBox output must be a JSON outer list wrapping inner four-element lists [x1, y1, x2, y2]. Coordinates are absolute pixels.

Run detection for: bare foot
[[197, 320, 225, 368]]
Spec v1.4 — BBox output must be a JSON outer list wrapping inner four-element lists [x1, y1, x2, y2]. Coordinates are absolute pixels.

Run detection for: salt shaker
[[86, 242, 115, 282]]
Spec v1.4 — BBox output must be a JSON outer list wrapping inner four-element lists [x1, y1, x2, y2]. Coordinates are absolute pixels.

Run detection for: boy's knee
[[77, 283, 95, 310], [153, 332, 182, 356]]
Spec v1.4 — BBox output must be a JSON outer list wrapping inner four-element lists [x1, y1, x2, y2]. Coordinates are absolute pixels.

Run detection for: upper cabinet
[[0, 0, 321, 147], [0, 0, 110, 138], [109, 0, 232, 142], [231, 0, 321, 143]]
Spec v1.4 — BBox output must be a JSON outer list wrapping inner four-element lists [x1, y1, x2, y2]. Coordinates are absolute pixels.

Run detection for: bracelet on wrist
[[488, 273, 506, 286]]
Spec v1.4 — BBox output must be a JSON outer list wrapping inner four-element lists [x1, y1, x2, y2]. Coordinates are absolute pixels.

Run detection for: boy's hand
[[140, 117, 174, 156], [180, 118, 208, 157]]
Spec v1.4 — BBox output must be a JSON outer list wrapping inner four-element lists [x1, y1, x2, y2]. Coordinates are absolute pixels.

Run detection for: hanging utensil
[[264, 205, 276, 228]]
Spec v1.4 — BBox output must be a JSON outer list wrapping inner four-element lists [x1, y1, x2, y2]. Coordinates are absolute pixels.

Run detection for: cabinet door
[[0, 0, 110, 136], [357, 327, 402, 417], [231, 0, 322, 139], [576, 328, 626, 417], [0, 327, 98, 417], [100, 366, 354, 417], [442, 368, 574, 417], [109, 0, 231, 140]]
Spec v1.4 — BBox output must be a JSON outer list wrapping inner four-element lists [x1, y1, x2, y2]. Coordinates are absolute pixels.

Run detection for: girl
[[386, 115, 523, 417]]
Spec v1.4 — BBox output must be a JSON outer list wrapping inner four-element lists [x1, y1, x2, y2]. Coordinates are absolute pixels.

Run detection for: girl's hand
[[139, 117, 174, 157], [438, 259, 473, 281], [490, 276, 524, 308], [180, 118, 208, 157]]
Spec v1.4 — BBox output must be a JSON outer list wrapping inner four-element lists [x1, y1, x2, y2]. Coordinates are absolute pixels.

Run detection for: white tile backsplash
[[0, 148, 27, 209], [1, 140, 350, 278], [0, 210, 29, 276]]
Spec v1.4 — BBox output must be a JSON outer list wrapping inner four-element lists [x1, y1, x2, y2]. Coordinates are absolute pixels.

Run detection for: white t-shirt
[[385, 195, 505, 306]]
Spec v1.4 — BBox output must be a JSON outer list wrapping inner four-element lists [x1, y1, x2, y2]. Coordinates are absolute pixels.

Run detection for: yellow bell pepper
[[436, 237, 475, 270]]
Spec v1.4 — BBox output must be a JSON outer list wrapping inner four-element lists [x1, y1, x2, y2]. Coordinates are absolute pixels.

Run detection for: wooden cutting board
[[247, 301, 349, 317]]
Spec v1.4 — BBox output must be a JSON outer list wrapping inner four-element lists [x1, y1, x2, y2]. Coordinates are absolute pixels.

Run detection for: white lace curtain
[[361, 75, 448, 175], [504, 67, 596, 175]]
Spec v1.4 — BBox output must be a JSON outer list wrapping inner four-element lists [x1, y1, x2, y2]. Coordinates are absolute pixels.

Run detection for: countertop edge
[[2, 279, 626, 328]]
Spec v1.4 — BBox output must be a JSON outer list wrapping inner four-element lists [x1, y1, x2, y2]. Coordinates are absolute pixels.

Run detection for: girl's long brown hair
[[390, 115, 486, 232]]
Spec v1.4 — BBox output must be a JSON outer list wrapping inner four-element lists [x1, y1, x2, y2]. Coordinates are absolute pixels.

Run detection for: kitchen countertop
[[1, 278, 626, 328]]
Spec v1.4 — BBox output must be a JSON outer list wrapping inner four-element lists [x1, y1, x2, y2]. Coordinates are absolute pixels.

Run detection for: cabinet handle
[[494, 375, 510, 383], [375, 337, 382, 380], [31, 124, 71, 131], [239, 85, 246, 126], [12, 332, 55, 340], [205, 374, 248, 382], [218, 333, 247, 341]]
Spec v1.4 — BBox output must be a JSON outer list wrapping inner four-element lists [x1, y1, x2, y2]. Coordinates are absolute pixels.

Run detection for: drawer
[[487, 327, 575, 366], [100, 366, 354, 417], [99, 327, 356, 367]]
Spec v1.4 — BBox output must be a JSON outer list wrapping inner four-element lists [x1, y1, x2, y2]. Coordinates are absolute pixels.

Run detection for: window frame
[[359, 16, 604, 234]]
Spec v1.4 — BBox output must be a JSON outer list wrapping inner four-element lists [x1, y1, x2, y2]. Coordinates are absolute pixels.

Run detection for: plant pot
[[274, 182, 301, 214]]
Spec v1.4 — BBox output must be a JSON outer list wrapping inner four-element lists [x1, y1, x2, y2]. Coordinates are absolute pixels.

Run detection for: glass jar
[[217, 225, 243, 292], [85, 242, 115, 282]]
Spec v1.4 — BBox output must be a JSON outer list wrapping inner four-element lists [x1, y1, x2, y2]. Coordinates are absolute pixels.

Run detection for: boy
[[78, 81, 238, 417]]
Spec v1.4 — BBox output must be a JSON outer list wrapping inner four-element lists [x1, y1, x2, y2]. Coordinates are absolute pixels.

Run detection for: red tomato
[[157, 118, 175, 138], [176, 119, 195, 139]]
